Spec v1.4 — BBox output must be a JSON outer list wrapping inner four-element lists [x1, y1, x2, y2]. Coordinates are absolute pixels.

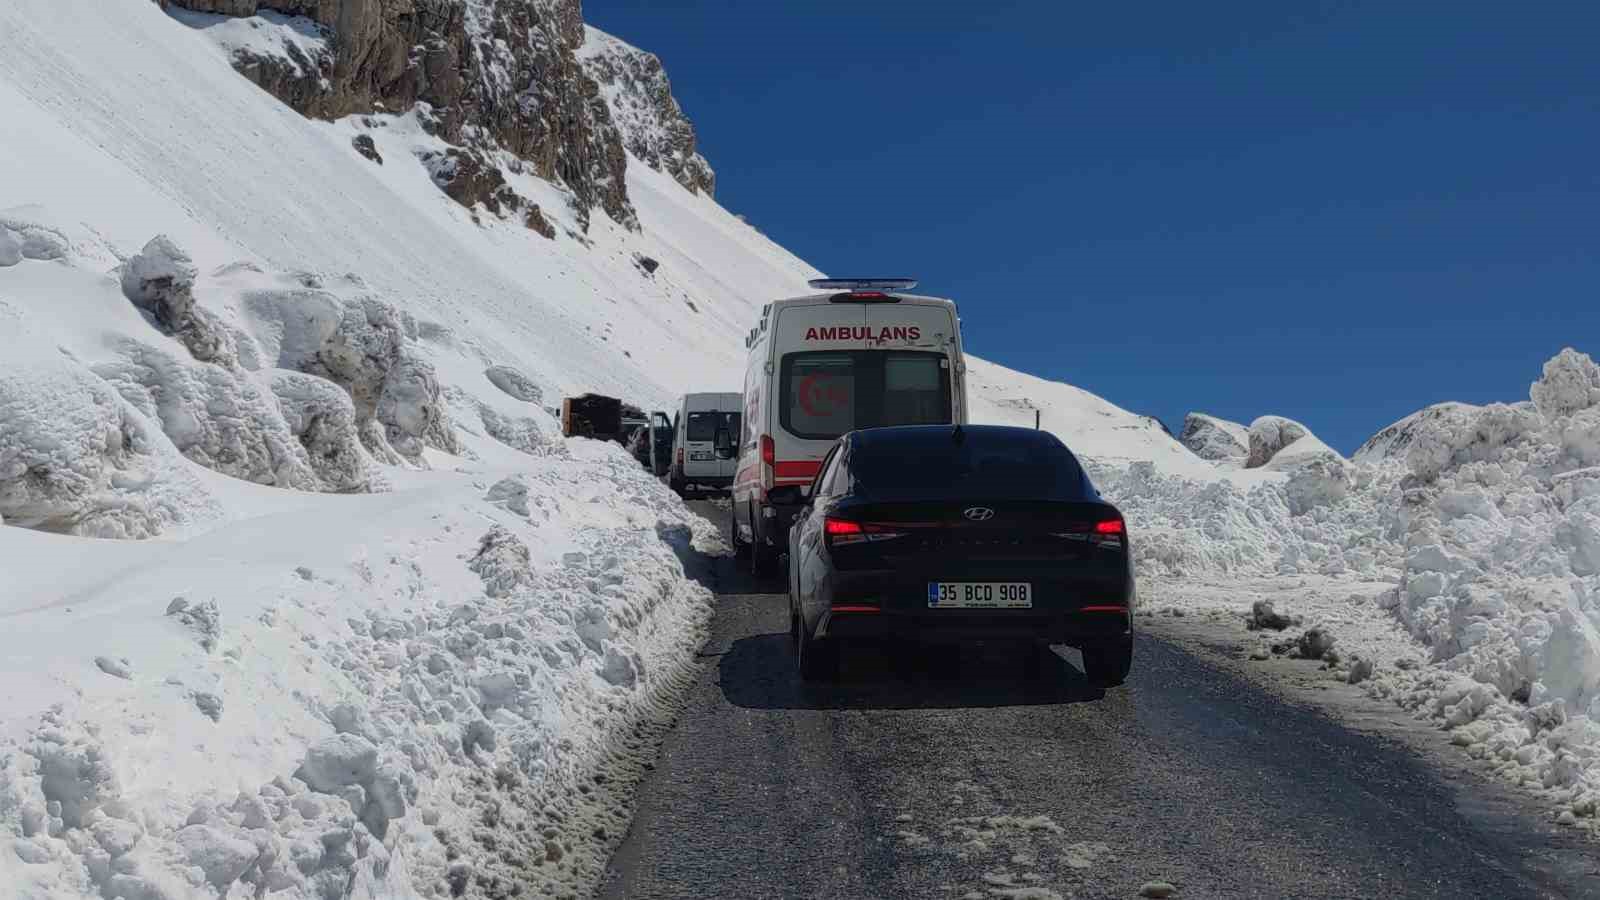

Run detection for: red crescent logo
[[797, 374, 847, 416]]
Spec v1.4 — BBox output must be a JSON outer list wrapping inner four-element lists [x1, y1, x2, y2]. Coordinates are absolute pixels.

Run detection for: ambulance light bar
[[807, 278, 917, 292]]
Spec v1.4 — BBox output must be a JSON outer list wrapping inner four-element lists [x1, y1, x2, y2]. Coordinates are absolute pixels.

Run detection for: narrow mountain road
[[601, 500, 1597, 900]]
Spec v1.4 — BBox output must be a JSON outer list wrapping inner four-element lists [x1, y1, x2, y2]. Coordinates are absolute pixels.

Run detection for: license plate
[[927, 582, 1032, 609], [689, 452, 714, 461]]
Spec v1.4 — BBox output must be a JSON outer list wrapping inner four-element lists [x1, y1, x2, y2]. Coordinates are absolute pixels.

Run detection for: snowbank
[[1146, 349, 1600, 827], [1356, 349, 1600, 818], [1092, 455, 1396, 579], [0, 444, 721, 898]]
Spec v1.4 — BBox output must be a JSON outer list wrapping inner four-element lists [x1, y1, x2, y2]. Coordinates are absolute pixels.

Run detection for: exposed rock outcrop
[[414, 144, 553, 236], [1246, 415, 1310, 468], [271, 371, 375, 491], [577, 25, 715, 196], [106, 237, 389, 492], [165, 0, 639, 229], [1353, 402, 1481, 466], [233, 276, 460, 467], [484, 364, 542, 403], [1180, 412, 1249, 463], [266, 292, 459, 466], [351, 133, 383, 164], [120, 235, 235, 364], [377, 355, 457, 461]]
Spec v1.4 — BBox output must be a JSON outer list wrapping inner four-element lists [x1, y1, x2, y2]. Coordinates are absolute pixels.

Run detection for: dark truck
[[562, 393, 673, 478]]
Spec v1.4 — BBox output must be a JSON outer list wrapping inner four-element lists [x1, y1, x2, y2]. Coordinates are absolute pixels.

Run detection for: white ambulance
[[725, 279, 969, 574]]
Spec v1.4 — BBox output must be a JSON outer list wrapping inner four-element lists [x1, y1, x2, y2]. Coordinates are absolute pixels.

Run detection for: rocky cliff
[[161, 0, 706, 231], [576, 26, 715, 196]]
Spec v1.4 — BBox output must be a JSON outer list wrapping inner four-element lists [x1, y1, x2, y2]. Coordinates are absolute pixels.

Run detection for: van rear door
[[682, 404, 719, 479], [775, 303, 954, 435], [770, 303, 867, 481], [717, 411, 741, 480]]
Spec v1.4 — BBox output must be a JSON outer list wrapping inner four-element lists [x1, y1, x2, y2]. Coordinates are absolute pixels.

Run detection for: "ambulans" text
[[803, 325, 922, 342]]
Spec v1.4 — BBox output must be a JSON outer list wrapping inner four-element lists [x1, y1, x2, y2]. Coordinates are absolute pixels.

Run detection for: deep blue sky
[[586, 1, 1600, 452]]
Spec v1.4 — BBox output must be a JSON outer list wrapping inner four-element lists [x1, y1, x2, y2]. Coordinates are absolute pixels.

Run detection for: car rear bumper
[[815, 568, 1135, 645], [682, 474, 734, 489], [817, 606, 1131, 645]]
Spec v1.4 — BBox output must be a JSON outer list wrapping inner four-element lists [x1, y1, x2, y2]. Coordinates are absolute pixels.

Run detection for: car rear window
[[686, 411, 739, 442], [851, 431, 1090, 500], [781, 351, 951, 440]]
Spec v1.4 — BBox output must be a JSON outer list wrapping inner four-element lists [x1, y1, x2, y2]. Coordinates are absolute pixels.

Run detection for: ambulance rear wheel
[[731, 501, 749, 558], [750, 502, 778, 577]]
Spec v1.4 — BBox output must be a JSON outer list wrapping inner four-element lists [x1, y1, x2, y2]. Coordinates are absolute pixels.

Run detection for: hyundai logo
[[963, 507, 995, 521]]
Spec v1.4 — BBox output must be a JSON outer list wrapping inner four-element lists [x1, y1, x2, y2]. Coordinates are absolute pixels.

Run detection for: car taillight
[[1051, 517, 1125, 548], [676, 447, 684, 466], [760, 434, 774, 467], [825, 518, 907, 547]]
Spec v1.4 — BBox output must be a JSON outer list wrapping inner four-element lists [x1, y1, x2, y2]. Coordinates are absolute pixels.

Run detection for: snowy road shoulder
[[1138, 576, 1600, 843]]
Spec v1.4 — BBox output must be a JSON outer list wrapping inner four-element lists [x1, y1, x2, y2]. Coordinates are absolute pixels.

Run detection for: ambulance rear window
[[780, 351, 951, 440]]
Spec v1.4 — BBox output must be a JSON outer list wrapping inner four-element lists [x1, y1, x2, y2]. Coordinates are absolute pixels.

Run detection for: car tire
[[1082, 637, 1133, 687], [796, 618, 837, 683], [730, 501, 749, 558]]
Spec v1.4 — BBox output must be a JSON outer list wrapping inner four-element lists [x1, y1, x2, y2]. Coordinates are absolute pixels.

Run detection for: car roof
[[847, 424, 1066, 448]]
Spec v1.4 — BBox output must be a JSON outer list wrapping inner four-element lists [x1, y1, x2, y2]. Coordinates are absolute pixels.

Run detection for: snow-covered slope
[[965, 359, 1204, 475]]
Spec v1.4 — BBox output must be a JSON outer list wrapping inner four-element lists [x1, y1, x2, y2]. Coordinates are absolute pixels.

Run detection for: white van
[[728, 279, 968, 573], [668, 392, 742, 497]]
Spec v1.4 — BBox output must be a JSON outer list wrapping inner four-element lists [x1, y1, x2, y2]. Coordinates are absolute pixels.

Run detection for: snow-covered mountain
[[3, 2, 1597, 896]]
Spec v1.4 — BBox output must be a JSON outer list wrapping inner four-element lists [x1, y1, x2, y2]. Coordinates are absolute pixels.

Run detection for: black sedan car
[[786, 424, 1135, 685]]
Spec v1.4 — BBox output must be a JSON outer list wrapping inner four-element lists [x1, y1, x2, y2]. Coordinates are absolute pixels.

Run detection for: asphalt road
[[600, 499, 1597, 900]]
